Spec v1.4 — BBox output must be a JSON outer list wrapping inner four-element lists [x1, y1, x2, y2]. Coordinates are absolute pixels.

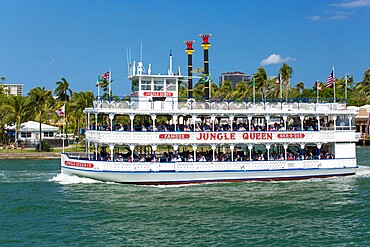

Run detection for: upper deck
[[87, 99, 354, 116]]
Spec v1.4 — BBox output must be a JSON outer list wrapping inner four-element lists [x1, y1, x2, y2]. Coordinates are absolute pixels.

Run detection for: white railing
[[73, 158, 357, 172]]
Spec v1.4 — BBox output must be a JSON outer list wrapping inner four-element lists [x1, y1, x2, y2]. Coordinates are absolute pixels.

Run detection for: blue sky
[[0, 0, 369, 96]]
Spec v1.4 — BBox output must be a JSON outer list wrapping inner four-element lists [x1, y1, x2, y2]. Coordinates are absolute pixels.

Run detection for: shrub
[[35, 140, 53, 152]]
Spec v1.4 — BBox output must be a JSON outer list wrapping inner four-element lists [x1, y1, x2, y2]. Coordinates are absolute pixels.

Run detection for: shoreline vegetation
[[0, 145, 84, 160]]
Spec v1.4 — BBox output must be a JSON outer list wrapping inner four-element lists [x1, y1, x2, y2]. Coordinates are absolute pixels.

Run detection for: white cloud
[[260, 54, 296, 66], [308, 15, 322, 21], [332, 0, 370, 8]]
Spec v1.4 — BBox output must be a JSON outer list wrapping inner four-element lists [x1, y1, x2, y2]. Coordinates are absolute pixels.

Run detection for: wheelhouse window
[[141, 79, 151, 90], [154, 79, 164, 91], [166, 79, 176, 91]]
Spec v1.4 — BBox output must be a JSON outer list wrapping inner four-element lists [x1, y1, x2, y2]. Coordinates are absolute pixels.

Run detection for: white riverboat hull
[[61, 154, 357, 185]]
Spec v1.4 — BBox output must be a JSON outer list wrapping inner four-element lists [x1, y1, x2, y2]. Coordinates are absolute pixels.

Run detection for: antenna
[[169, 49, 173, 75], [126, 48, 130, 76], [140, 42, 143, 62]]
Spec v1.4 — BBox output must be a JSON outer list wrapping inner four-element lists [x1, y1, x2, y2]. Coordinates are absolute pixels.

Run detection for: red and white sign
[[277, 133, 305, 139], [159, 134, 190, 139], [143, 92, 173, 97], [65, 161, 94, 168]]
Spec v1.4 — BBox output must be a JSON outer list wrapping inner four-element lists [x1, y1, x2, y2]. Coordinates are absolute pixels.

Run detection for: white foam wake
[[49, 173, 102, 185], [356, 165, 370, 177]]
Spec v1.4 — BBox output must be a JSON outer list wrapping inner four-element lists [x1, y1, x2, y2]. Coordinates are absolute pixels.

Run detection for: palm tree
[[55, 78, 72, 102], [279, 63, 293, 101], [69, 91, 94, 140], [215, 80, 233, 100], [0, 95, 31, 147], [232, 81, 249, 101], [253, 67, 269, 101], [28, 87, 53, 151]]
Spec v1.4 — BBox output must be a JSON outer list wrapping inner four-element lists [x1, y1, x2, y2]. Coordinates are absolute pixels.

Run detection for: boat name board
[[65, 160, 94, 168], [143, 92, 174, 97], [159, 134, 190, 139], [158, 132, 307, 141]]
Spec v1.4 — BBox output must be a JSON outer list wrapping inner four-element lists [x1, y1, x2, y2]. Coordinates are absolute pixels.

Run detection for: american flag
[[326, 69, 334, 88], [101, 71, 110, 79]]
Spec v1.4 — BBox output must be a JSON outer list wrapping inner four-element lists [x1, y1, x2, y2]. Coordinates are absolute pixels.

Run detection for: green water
[[1, 147, 369, 246]]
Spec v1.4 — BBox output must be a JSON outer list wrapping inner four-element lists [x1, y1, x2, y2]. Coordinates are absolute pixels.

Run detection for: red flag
[[317, 82, 322, 91], [101, 71, 110, 79], [326, 69, 334, 88], [55, 104, 65, 117], [275, 74, 281, 84]]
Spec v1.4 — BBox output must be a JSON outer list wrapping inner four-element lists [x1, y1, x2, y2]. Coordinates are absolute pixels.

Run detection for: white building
[[1, 84, 23, 96], [17, 121, 59, 144]]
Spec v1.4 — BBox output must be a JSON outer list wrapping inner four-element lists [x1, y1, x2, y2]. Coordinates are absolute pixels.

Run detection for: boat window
[[166, 79, 176, 91], [154, 79, 164, 91], [132, 79, 139, 92], [141, 79, 152, 90], [336, 115, 350, 130]]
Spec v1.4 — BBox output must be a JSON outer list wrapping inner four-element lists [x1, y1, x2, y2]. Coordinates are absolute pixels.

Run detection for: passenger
[[199, 156, 207, 162], [186, 154, 194, 162], [115, 154, 124, 162], [139, 155, 146, 162]]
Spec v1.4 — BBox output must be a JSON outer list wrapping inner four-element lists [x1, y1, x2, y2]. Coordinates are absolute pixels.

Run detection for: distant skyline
[[0, 0, 369, 96]]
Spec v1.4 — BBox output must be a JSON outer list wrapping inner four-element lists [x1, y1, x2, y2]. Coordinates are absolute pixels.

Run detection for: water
[[1, 148, 370, 246]]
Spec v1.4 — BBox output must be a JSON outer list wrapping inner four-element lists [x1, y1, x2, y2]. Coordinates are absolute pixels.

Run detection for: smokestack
[[200, 33, 212, 102], [184, 40, 195, 99]]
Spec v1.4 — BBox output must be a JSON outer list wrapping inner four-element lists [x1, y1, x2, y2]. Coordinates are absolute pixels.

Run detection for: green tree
[[54, 78, 73, 102], [28, 87, 53, 151], [0, 95, 31, 147], [69, 91, 94, 140], [253, 67, 269, 101], [279, 63, 293, 101]]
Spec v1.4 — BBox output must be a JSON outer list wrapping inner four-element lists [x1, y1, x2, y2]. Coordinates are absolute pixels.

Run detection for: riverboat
[[61, 36, 358, 184]]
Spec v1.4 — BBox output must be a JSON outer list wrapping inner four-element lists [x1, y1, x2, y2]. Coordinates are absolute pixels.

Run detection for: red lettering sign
[[65, 161, 94, 168], [143, 92, 174, 97], [277, 133, 305, 139], [159, 134, 190, 139], [196, 132, 236, 141], [242, 132, 273, 140]]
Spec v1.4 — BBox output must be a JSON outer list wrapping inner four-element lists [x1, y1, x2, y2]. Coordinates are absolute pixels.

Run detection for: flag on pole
[[317, 82, 322, 91], [55, 104, 65, 117], [275, 74, 281, 84], [326, 69, 334, 88], [95, 75, 101, 87], [101, 71, 110, 79]]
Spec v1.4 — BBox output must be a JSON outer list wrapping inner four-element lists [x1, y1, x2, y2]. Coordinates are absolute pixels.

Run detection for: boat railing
[[92, 97, 348, 112]]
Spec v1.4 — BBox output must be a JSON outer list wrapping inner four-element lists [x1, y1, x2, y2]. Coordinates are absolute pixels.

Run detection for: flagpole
[[252, 78, 255, 107], [279, 73, 282, 102], [345, 73, 348, 101], [333, 66, 336, 103], [62, 104, 65, 153], [317, 81, 319, 103], [108, 69, 112, 101], [97, 75, 100, 100]]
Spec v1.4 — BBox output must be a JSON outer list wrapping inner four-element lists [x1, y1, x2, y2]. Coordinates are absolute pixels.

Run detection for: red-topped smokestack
[[200, 33, 212, 102], [184, 40, 195, 99]]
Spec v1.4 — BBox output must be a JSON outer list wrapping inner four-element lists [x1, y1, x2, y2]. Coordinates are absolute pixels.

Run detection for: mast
[[200, 33, 212, 103], [184, 40, 195, 99]]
